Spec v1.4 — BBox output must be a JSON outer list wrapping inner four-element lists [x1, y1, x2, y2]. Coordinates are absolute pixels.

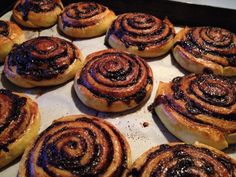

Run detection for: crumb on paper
[[142, 122, 149, 127], [125, 132, 147, 142], [124, 122, 147, 142]]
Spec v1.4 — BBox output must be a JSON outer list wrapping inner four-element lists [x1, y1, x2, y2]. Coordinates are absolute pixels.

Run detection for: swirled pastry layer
[[18, 115, 131, 177], [74, 49, 153, 112], [13, 0, 63, 28], [4, 36, 83, 88], [0, 89, 40, 168], [59, 2, 116, 38], [173, 26, 236, 76], [105, 13, 175, 58], [151, 73, 236, 150], [0, 20, 24, 62], [130, 143, 236, 177]]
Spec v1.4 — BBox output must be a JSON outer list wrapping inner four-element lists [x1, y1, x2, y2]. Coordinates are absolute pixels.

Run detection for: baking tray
[[1, 2, 236, 176], [2, 0, 236, 32]]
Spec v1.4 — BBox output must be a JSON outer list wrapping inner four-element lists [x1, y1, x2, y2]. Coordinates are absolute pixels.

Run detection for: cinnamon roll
[[13, 0, 63, 28], [130, 142, 236, 176], [0, 20, 24, 63], [74, 49, 153, 112], [0, 89, 40, 168], [58, 2, 116, 38], [4, 36, 83, 88], [105, 13, 175, 58], [18, 115, 131, 177], [173, 26, 236, 76], [150, 73, 236, 150]]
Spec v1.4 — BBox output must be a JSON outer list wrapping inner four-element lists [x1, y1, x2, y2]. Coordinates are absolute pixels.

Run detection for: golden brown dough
[[58, 2, 116, 38], [105, 13, 175, 58], [13, 0, 63, 28], [0, 20, 24, 62], [130, 142, 236, 176], [150, 73, 236, 150], [74, 49, 153, 112], [4, 36, 83, 88], [173, 26, 236, 76], [0, 89, 40, 168], [18, 114, 131, 177]]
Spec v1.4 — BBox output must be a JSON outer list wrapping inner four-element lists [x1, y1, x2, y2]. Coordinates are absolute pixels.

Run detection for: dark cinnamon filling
[[16, 0, 63, 21], [106, 13, 174, 51], [149, 74, 236, 124], [25, 117, 128, 176], [8, 36, 78, 80], [172, 74, 235, 121], [131, 144, 235, 176], [38, 128, 108, 176], [61, 2, 106, 28], [191, 74, 235, 107], [174, 27, 236, 66], [0, 20, 9, 37], [77, 52, 152, 106], [78, 78, 148, 106], [106, 122, 128, 176], [0, 89, 26, 152]]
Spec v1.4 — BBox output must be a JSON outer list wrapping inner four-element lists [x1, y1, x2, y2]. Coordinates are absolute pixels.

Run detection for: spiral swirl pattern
[[156, 73, 236, 132], [150, 73, 236, 149], [0, 20, 25, 63], [106, 13, 175, 51], [130, 143, 236, 176], [60, 2, 107, 28], [19, 115, 131, 177], [7, 36, 80, 81], [173, 26, 236, 75], [0, 20, 9, 37], [0, 89, 34, 152], [75, 49, 153, 111], [15, 0, 63, 21]]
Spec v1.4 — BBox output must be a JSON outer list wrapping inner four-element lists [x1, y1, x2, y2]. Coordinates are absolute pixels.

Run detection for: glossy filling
[[25, 116, 129, 176], [174, 27, 236, 67], [0, 89, 28, 152], [60, 2, 106, 28], [7, 36, 79, 80], [151, 73, 236, 133], [0, 20, 9, 37], [16, 0, 63, 21], [131, 144, 236, 177], [77, 51, 153, 106], [106, 13, 175, 51]]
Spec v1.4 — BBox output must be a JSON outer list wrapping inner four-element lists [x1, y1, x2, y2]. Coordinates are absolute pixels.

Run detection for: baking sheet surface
[[0, 11, 236, 177]]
